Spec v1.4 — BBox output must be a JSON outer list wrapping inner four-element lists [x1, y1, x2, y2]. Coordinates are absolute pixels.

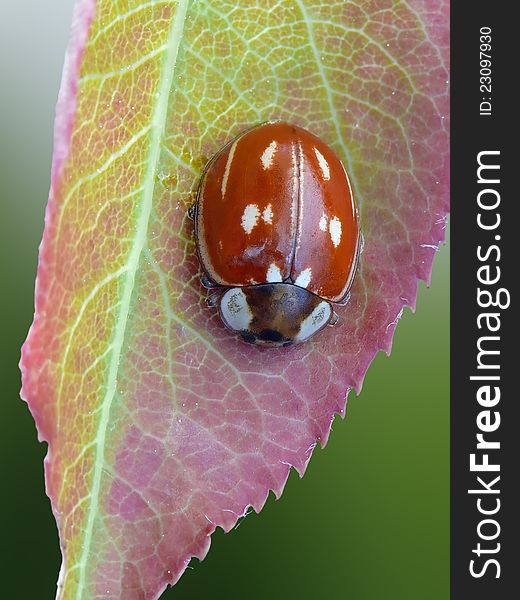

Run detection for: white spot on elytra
[[260, 140, 277, 169], [319, 213, 327, 231], [241, 204, 260, 234], [295, 267, 312, 288], [266, 263, 283, 282], [314, 147, 330, 180], [329, 216, 342, 247], [294, 142, 304, 254], [290, 143, 299, 237], [221, 139, 238, 198], [262, 204, 273, 224]]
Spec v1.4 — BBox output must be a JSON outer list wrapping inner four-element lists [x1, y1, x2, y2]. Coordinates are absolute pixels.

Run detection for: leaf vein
[[73, 2, 190, 596]]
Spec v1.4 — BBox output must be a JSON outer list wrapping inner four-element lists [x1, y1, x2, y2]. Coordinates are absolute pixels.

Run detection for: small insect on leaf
[[20, 0, 449, 598], [194, 121, 361, 347]]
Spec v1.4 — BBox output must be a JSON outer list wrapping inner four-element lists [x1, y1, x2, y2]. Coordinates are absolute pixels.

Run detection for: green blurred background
[[0, 2, 449, 598]]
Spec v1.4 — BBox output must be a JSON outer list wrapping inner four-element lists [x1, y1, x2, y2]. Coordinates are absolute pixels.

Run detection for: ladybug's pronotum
[[192, 121, 361, 347]]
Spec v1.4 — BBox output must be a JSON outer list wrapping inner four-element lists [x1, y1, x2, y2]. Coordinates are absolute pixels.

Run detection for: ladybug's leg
[[200, 273, 218, 289], [206, 290, 221, 308], [187, 204, 196, 220], [328, 310, 339, 326], [336, 292, 351, 306]]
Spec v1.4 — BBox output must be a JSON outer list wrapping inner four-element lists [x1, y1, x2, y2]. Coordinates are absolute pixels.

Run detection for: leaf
[[20, 0, 449, 598]]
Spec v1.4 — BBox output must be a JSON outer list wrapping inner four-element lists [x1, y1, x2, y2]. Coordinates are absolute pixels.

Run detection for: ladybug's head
[[218, 283, 334, 347]]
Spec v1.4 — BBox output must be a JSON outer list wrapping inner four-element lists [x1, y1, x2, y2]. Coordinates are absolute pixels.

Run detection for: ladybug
[[193, 121, 361, 347]]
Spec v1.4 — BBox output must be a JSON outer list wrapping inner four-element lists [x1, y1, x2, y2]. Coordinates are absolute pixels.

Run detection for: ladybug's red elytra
[[193, 121, 361, 347]]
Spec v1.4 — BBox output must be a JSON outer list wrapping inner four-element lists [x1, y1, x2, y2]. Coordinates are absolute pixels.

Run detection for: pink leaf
[[21, 1, 449, 598]]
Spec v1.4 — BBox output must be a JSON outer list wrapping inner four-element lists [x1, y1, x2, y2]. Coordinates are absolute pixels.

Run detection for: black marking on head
[[257, 329, 285, 343], [241, 331, 257, 344]]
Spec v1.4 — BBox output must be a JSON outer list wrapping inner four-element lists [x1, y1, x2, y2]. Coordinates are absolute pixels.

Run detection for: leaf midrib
[[73, 2, 190, 597]]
